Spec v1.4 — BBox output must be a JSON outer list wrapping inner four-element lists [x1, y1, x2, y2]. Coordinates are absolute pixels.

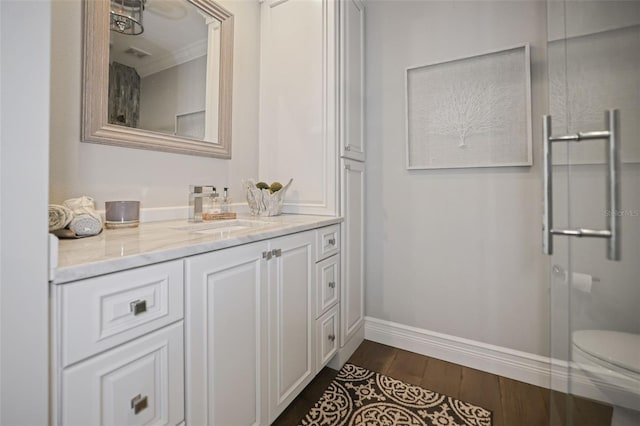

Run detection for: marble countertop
[[52, 214, 342, 284]]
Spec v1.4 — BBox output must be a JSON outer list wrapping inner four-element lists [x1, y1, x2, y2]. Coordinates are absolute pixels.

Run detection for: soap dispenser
[[203, 187, 221, 219], [221, 187, 230, 212]]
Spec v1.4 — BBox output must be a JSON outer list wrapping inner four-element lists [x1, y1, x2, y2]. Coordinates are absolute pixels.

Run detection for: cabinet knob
[[345, 146, 351, 151], [272, 248, 282, 257], [129, 300, 147, 316], [328, 334, 336, 342], [328, 281, 336, 289], [262, 251, 273, 260], [131, 394, 148, 414], [328, 238, 336, 246]]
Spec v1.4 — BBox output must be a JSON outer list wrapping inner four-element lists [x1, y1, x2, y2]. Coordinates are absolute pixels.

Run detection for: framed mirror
[[82, 0, 233, 158]]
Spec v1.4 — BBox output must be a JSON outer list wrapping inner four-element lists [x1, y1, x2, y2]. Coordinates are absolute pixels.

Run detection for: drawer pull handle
[[328, 334, 336, 342], [130, 300, 147, 316], [131, 394, 148, 414], [328, 281, 336, 289], [328, 238, 336, 246]]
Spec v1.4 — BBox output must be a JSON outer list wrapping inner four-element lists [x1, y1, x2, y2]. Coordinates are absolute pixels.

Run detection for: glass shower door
[[546, 1, 640, 425]]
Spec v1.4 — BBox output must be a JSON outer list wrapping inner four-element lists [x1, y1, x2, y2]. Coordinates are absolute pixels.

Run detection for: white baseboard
[[364, 316, 550, 388], [364, 316, 639, 410]]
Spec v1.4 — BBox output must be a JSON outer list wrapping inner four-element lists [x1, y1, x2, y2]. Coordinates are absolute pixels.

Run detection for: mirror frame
[[81, 0, 233, 158]]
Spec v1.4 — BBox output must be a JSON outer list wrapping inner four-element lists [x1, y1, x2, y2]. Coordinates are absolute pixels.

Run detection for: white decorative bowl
[[244, 178, 293, 216]]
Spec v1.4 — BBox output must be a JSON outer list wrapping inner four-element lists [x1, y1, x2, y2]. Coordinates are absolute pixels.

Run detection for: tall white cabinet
[[259, 0, 366, 369], [340, 0, 365, 162], [340, 159, 364, 346], [338, 0, 365, 359]]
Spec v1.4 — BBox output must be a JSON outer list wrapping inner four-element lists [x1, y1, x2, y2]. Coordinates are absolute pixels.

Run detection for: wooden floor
[[273, 340, 612, 426]]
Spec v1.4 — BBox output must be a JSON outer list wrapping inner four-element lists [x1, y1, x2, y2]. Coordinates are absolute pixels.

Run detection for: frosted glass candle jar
[[105, 201, 140, 229]]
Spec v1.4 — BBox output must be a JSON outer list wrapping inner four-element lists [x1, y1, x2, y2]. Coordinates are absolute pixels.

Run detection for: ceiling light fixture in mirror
[[110, 0, 145, 35], [82, 0, 233, 158]]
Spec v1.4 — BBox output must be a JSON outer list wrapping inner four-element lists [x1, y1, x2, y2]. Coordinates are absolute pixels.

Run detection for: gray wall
[[364, 0, 551, 356], [49, 0, 260, 209], [140, 56, 207, 135]]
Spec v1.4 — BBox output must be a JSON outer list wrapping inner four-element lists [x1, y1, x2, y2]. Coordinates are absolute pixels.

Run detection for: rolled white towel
[[48, 204, 73, 231], [63, 196, 103, 237]]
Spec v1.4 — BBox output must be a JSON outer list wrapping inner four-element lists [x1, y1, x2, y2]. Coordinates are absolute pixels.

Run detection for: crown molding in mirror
[[81, 0, 234, 158]]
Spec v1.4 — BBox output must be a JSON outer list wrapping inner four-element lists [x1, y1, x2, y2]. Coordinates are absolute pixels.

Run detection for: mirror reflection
[[108, 0, 221, 143]]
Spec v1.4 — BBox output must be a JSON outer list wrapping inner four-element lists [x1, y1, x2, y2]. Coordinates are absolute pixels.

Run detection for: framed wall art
[[405, 45, 532, 169]]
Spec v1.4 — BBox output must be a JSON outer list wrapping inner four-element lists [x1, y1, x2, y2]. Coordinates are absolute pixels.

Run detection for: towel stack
[[49, 196, 103, 238]]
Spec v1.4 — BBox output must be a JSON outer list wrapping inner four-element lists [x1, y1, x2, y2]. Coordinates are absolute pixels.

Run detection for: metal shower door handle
[[542, 110, 621, 261]]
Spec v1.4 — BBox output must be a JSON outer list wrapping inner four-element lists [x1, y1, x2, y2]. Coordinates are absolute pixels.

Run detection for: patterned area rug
[[300, 363, 492, 426]]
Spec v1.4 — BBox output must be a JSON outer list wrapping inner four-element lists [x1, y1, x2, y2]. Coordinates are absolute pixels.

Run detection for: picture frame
[[405, 44, 532, 170]]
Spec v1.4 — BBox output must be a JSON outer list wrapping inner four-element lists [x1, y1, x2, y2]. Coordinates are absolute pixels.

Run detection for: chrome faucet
[[189, 185, 218, 222]]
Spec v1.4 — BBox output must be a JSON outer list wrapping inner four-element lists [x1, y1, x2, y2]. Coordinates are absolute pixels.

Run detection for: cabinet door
[[62, 322, 184, 426], [340, 0, 365, 161], [185, 241, 269, 426], [259, 0, 338, 216], [341, 159, 365, 346], [268, 231, 316, 422]]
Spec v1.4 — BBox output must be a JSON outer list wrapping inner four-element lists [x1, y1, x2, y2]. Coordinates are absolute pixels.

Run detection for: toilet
[[572, 330, 640, 426]]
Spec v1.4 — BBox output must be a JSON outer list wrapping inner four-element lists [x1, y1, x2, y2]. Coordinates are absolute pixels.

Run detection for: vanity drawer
[[315, 254, 340, 318], [62, 322, 184, 426], [59, 260, 184, 366], [315, 305, 340, 372], [316, 224, 340, 262]]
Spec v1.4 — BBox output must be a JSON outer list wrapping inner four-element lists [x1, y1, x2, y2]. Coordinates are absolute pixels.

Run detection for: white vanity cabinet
[[268, 227, 342, 422], [52, 219, 341, 426], [185, 240, 270, 426], [184, 226, 339, 425], [51, 260, 185, 426]]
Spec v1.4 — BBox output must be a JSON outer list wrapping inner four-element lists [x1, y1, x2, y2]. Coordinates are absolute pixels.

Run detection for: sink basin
[[171, 219, 275, 235]]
